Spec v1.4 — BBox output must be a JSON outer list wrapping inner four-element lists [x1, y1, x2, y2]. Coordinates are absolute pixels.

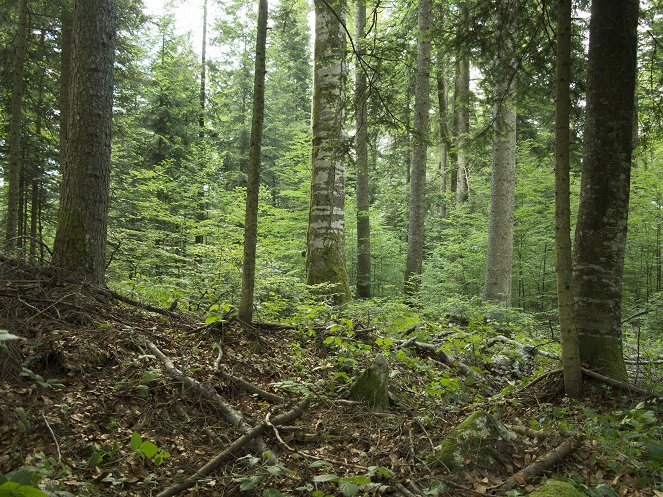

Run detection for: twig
[[621, 309, 650, 324], [155, 399, 309, 497], [42, 412, 61, 462]]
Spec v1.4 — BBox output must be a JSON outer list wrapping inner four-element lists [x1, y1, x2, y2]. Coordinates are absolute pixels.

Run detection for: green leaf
[[0, 482, 48, 497], [308, 460, 333, 469], [139, 441, 159, 458], [238, 475, 262, 491], [263, 489, 289, 497], [312, 474, 338, 483], [341, 475, 371, 485], [266, 465, 284, 477], [130, 432, 142, 450], [337, 480, 360, 497]]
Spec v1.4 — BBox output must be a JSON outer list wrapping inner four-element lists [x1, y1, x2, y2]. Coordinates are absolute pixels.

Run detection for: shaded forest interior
[[1, 0, 663, 495]]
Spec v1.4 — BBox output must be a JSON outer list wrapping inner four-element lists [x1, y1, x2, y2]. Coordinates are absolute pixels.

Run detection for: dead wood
[[155, 399, 310, 497], [217, 370, 285, 403], [109, 290, 183, 319], [392, 338, 486, 382], [507, 425, 576, 440], [580, 367, 659, 397], [484, 335, 560, 360], [495, 438, 576, 493], [145, 340, 269, 454]]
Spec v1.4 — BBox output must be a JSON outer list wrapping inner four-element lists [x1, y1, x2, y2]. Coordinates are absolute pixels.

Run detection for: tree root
[[580, 367, 659, 397], [155, 399, 310, 497]]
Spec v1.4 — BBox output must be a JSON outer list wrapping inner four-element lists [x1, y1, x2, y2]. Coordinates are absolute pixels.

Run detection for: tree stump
[[349, 353, 390, 411]]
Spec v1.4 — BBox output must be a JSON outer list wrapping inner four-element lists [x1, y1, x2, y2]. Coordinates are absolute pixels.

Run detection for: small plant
[[20, 368, 65, 390], [130, 432, 170, 465]]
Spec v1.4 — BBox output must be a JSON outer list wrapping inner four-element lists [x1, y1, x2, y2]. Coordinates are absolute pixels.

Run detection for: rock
[[349, 353, 390, 411], [428, 409, 518, 471], [528, 480, 587, 497]]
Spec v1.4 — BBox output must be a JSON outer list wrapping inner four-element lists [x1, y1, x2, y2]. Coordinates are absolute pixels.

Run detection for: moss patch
[[428, 409, 518, 471], [350, 353, 390, 411], [528, 480, 587, 497]]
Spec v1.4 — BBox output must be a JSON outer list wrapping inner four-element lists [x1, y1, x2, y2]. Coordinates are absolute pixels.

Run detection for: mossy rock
[[528, 480, 588, 497], [428, 409, 517, 471], [349, 353, 389, 411]]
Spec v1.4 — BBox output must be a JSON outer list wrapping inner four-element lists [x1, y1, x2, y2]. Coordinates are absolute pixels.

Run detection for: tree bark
[[554, 0, 582, 398], [355, 0, 371, 299], [306, 0, 351, 304], [436, 55, 450, 219], [5, 0, 29, 251], [404, 0, 432, 296], [59, 5, 72, 174], [52, 0, 116, 284], [195, 0, 208, 245], [239, 0, 268, 323], [454, 4, 470, 205], [484, 39, 517, 305], [573, 0, 638, 380]]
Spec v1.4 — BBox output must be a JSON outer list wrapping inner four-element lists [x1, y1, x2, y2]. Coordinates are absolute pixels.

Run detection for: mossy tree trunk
[[572, 0, 638, 380], [404, 0, 432, 296], [239, 0, 268, 323], [306, 0, 351, 304], [52, 0, 116, 284]]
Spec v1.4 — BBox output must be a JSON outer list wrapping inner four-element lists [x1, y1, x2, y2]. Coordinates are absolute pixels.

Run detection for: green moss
[[429, 410, 517, 471], [528, 480, 587, 497], [349, 354, 390, 411]]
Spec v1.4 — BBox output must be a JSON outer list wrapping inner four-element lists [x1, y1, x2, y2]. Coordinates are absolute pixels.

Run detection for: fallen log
[[155, 399, 310, 497]]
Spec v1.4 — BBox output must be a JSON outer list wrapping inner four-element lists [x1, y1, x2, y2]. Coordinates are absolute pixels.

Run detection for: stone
[[428, 409, 518, 471]]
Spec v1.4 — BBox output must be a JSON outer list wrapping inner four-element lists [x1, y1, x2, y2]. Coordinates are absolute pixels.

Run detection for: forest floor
[[1, 257, 662, 497]]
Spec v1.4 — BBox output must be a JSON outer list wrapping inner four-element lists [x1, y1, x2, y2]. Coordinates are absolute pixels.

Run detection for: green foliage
[[129, 432, 170, 465]]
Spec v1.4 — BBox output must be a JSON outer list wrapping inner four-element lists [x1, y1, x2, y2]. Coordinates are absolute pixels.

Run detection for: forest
[[0, 0, 662, 495]]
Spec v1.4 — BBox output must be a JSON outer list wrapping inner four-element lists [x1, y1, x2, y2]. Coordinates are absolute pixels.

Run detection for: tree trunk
[[5, 0, 29, 251], [355, 0, 371, 298], [404, 0, 432, 296], [59, 5, 72, 173], [554, 0, 582, 398], [436, 50, 450, 219], [195, 0, 208, 245], [484, 41, 517, 305], [454, 4, 470, 205], [239, 0, 268, 323], [306, 0, 351, 304], [52, 0, 116, 284], [573, 0, 638, 380]]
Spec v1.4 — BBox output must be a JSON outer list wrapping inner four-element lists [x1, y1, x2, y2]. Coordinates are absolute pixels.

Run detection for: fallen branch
[[624, 357, 663, 365], [155, 399, 310, 497], [110, 291, 183, 319], [495, 438, 576, 493], [580, 367, 659, 397], [484, 335, 560, 360], [146, 341, 268, 453], [218, 370, 285, 403], [507, 425, 576, 440], [392, 338, 486, 383]]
